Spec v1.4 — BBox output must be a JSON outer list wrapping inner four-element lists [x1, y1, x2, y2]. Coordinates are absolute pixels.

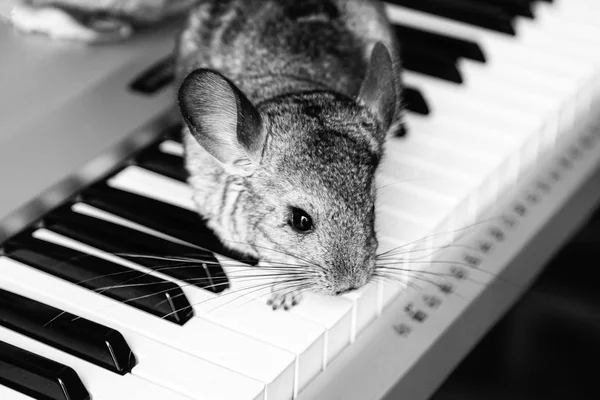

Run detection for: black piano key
[[0, 340, 90, 400], [44, 205, 229, 293], [129, 55, 175, 95], [477, 0, 534, 18], [403, 87, 430, 115], [3, 234, 194, 325], [80, 183, 259, 265], [402, 44, 463, 83], [387, 0, 516, 35], [0, 289, 136, 375], [397, 122, 408, 137], [165, 124, 184, 142], [394, 24, 486, 63], [134, 143, 188, 182]]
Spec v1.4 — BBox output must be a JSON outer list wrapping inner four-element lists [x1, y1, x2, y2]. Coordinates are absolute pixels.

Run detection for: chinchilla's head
[[178, 43, 400, 295]]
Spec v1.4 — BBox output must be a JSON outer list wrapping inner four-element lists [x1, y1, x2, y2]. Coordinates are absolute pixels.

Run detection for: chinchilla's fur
[[176, 0, 402, 297], [12, 0, 403, 301]]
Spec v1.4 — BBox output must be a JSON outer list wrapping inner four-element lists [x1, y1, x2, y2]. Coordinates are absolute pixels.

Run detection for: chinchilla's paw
[[266, 288, 303, 311], [10, 3, 132, 43]]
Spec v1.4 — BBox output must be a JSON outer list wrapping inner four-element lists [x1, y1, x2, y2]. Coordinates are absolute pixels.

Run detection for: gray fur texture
[[176, 0, 403, 296], [11, 0, 404, 298]]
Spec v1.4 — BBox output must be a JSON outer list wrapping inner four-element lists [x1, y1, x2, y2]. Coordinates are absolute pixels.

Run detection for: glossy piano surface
[[0, 19, 180, 242], [1, 0, 600, 399], [431, 205, 600, 399]]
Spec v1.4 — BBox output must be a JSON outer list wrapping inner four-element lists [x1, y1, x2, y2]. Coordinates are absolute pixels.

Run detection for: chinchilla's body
[[175, 0, 400, 102], [11, 0, 403, 305], [176, 0, 402, 301]]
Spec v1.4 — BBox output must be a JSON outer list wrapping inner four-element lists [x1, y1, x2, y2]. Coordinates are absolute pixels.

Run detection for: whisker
[[374, 271, 467, 299], [375, 215, 506, 259], [375, 177, 442, 191], [376, 259, 518, 287], [222, 240, 322, 270], [376, 266, 453, 278], [373, 272, 430, 294], [377, 243, 478, 262], [244, 282, 312, 311], [70, 250, 313, 291], [163, 280, 281, 318], [376, 266, 488, 287], [375, 270, 449, 289], [152, 272, 315, 307]]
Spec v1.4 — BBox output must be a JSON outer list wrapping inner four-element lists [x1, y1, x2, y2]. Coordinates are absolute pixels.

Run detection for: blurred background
[[431, 204, 600, 400]]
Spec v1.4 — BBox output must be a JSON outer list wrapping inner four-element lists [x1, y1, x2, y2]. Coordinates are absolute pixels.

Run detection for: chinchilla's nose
[[330, 253, 375, 295], [332, 271, 369, 295]]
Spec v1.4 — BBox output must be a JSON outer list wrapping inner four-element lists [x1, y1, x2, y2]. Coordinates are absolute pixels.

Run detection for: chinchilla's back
[[175, 0, 403, 288], [175, 0, 400, 104]]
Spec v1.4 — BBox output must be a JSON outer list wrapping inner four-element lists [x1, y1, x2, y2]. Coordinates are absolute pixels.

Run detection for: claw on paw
[[267, 290, 303, 311]]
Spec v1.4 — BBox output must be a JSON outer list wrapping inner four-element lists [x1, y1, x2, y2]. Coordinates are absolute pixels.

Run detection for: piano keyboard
[[1, 0, 600, 399]]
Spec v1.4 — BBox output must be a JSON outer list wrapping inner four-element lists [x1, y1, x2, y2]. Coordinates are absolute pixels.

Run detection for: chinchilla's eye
[[289, 207, 313, 232]]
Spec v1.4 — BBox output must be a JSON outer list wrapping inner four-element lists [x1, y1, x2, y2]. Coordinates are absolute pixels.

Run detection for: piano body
[[1, 0, 600, 399]]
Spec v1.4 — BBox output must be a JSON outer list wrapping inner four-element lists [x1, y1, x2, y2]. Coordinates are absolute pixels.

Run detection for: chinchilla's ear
[[178, 69, 265, 176], [357, 42, 398, 135]]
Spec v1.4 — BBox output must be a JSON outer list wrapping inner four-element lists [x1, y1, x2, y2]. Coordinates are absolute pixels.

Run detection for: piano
[[1, 0, 600, 399]]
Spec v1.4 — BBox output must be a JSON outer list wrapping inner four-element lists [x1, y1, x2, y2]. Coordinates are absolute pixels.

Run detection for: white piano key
[[536, 5, 600, 47], [408, 130, 503, 167], [32, 226, 220, 315], [376, 236, 410, 309], [386, 1, 596, 86], [384, 151, 497, 232], [382, 142, 478, 185], [459, 53, 592, 126], [403, 72, 542, 133], [385, 3, 522, 65], [384, 2, 562, 70], [341, 281, 379, 341], [551, 0, 600, 23], [403, 86, 546, 189], [411, 107, 540, 186], [376, 203, 434, 247], [377, 228, 455, 312], [203, 284, 325, 394], [0, 386, 34, 400], [0, 326, 195, 400], [386, 140, 491, 186], [557, 0, 600, 12], [407, 116, 521, 194], [197, 257, 325, 396], [109, 166, 196, 211], [72, 202, 195, 247], [406, 113, 519, 149], [521, 13, 600, 55], [47, 193, 324, 396], [287, 293, 353, 368], [122, 332, 266, 400], [107, 165, 392, 390], [223, 264, 368, 352], [403, 73, 531, 129], [398, 74, 544, 203], [0, 257, 294, 400], [159, 140, 185, 157], [532, 7, 600, 73], [379, 142, 500, 250], [379, 156, 473, 206], [77, 198, 349, 374], [378, 183, 455, 227]]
